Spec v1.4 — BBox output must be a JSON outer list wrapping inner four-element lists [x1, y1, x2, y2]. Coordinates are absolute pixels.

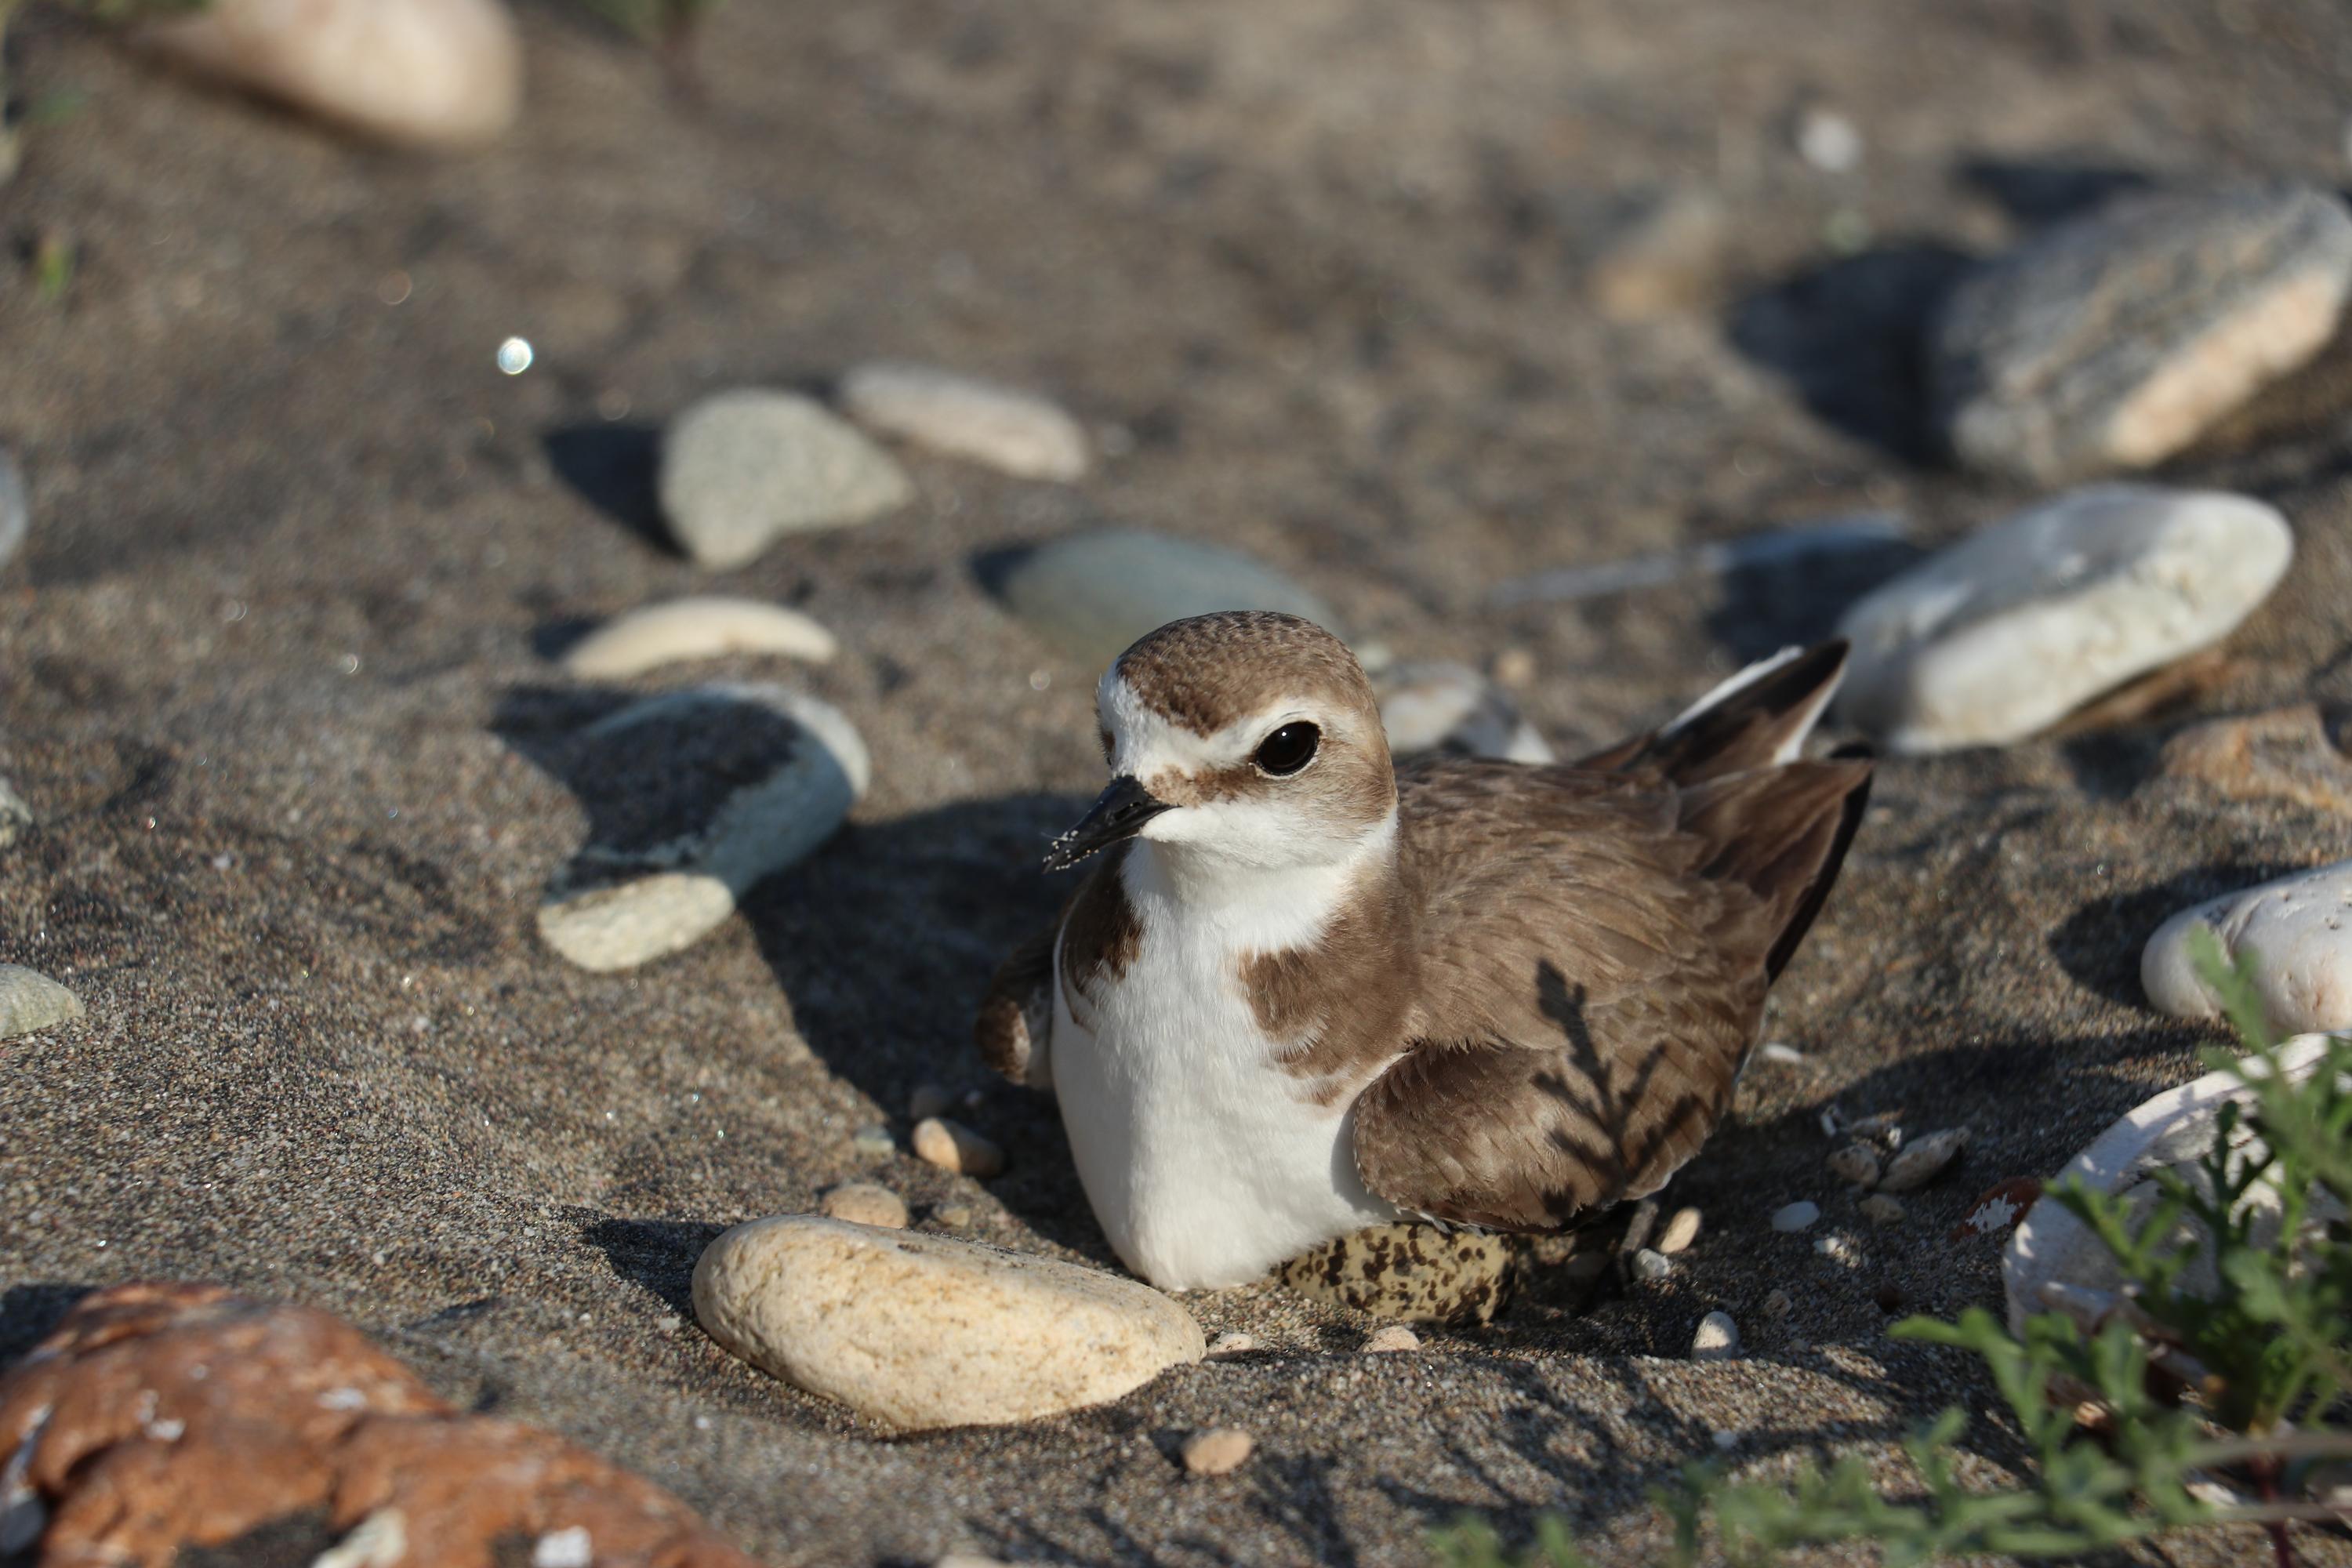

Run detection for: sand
[[3, 2, 2351, 1563]]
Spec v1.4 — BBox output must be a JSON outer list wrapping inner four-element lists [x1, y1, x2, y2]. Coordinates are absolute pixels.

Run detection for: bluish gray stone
[[993, 528, 1341, 670]]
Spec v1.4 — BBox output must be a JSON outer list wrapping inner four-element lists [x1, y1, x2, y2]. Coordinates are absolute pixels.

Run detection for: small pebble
[[1758, 1041, 1806, 1065], [838, 361, 1089, 482], [2155, 705, 2352, 816], [1629, 1248, 1673, 1283], [1835, 486, 2292, 753], [1711, 1429, 1742, 1451], [659, 390, 913, 568], [931, 1204, 973, 1229], [1180, 1427, 1254, 1476], [561, 597, 838, 679], [1491, 647, 1537, 688], [1847, 1111, 1904, 1148], [0, 965, 82, 1041], [1769, 1200, 1820, 1233], [1795, 107, 1864, 172], [1206, 1330, 1259, 1358], [2143, 859, 2352, 1033], [1858, 1193, 1907, 1228], [1657, 1207, 1702, 1254], [1879, 1128, 1969, 1193], [907, 1083, 953, 1121], [851, 1124, 895, 1159], [1827, 1145, 1882, 1189], [1691, 1311, 1740, 1361], [1363, 1325, 1421, 1354], [913, 1116, 1005, 1178], [1815, 1234, 1860, 1266], [1762, 1289, 1792, 1319], [818, 1182, 908, 1229]]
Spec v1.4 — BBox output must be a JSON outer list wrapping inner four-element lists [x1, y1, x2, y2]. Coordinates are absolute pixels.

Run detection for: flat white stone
[[691, 1216, 1202, 1429], [659, 390, 913, 569], [2002, 1034, 2343, 1334], [1769, 1200, 1819, 1232], [139, 0, 521, 150], [2143, 859, 2352, 1033], [839, 362, 1089, 482], [561, 597, 837, 680], [536, 687, 869, 972], [1835, 485, 2292, 753], [0, 966, 82, 1041]]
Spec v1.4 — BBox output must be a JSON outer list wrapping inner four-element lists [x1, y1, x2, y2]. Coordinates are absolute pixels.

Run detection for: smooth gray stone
[[993, 528, 1341, 670], [1931, 184, 2352, 484], [0, 966, 82, 1040], [659, 390, 913, 568]]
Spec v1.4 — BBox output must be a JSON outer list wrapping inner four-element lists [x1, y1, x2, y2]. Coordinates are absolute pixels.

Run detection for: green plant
[[1434, 932, 2351, 1568]]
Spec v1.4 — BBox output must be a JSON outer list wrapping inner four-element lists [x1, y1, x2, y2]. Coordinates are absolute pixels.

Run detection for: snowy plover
[[977, 612, 1870, 1291]]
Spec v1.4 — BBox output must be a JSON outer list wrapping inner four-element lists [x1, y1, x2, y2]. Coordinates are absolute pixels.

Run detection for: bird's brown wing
[[975, 920, 1059, 1091], [1351, 751, 1867, 1232]]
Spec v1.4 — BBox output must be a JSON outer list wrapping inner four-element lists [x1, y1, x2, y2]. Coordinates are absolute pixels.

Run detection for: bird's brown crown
[[1112, 612, 1378, 738]]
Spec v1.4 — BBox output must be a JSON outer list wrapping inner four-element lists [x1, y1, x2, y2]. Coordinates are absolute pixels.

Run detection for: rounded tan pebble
[[561, 597, 839, 679], [1492, 647, 1537, 688], [1828, 1144, 1882, 1188], [913, 1116, 1004, 1178], [1657, 1206, 1702, 1254], [1181, 1427, 1254, 1476], [1206, 1330, 1259, 1357], [818, 1182, 907, 1229], [907, 1083, 953, 1121], [692, 1216, 1203, 1428], [1363, 1325, 1421, 1353], [1691, 1311, 1739, 1361], [1859, 1193, 1907, 1228]]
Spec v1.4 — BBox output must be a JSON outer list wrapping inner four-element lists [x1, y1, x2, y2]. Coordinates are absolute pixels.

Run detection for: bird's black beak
[[1044, 775, 1171, 872]]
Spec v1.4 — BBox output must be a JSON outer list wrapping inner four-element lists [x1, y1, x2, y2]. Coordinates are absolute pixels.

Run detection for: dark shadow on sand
[[0, 1281, 93, 1366], [2049, 861, 2308, 1010], [544, 423, 670, 552], [1725, 243, 1979, 463]]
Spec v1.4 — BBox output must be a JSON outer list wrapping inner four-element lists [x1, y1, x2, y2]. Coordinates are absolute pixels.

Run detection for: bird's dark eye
[[1253, 721, 1320, 776]]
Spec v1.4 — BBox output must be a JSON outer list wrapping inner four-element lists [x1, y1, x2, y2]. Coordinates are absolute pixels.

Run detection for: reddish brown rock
[[2154, 703, 2352, 815], [0, 1281, 762, 1568]]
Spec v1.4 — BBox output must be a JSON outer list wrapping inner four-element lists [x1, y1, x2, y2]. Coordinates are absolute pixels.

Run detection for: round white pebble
[[1691, 1311, 1740, 1360], [1770, 1200, 1820, 1232], [2143, 859, 2352, 1033]]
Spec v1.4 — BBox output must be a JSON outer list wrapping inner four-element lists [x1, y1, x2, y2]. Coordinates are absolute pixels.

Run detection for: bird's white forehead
[[1099, 672, 1306, 772]]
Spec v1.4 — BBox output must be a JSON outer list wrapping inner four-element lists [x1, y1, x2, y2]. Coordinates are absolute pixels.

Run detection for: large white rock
[[2143, 859, 2352, 1033], [692, 1216, 1203, 1429], [839, 363, 1089, 482], [1835, 486, 2292, 753], [561, 597, 838, 681], [659, 391, 913, 569], [535, 686, 869, 972], [2002, 1035, 2343, 1334], [139, 0, 522, 151]]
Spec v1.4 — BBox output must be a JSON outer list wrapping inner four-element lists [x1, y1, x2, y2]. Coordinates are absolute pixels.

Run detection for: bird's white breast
[[1050, 836, 1399, 1290]]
